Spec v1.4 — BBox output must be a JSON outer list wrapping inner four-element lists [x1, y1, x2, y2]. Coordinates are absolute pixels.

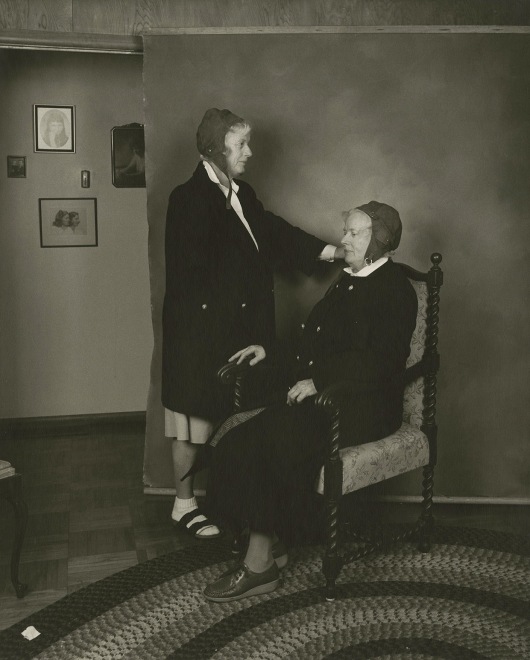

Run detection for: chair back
[[403, 279, 428, 429], [397, 254, 443, 453]]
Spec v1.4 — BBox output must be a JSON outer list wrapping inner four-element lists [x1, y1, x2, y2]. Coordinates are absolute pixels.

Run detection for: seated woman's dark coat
[[205, 260, 418, 541]]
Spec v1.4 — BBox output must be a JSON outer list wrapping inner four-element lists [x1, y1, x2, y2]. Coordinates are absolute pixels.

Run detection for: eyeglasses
[[342, 227, 371, 237]]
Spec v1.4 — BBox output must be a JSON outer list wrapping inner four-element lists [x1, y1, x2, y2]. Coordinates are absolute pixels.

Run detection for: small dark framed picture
[[34, 105, 75, 153], [7, 155, 26, 178], [111, 123, 145, 188], [39, 198, 98, 248]]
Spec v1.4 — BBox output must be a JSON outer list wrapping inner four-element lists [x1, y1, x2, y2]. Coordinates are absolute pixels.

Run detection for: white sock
[[171, 496, 220, 537], [172, 496, 197, 520]]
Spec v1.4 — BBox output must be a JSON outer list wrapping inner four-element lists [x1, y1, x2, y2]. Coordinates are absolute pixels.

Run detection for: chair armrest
[[314, 381, 356, 414], [217, 359, 254, 413], [217, 359, 252, 385]]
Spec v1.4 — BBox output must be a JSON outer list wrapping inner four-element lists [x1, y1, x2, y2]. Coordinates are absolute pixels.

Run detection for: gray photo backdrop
[[143, 33, 530, 498]]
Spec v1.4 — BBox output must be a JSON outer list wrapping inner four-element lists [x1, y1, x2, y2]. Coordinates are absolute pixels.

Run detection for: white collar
[[202, 160, 239, 193], [344, 257, 388, 278]]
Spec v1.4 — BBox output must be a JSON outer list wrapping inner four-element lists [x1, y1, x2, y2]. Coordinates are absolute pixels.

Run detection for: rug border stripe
[[167, 582, 530, 660], [323, 636, 488, 659]]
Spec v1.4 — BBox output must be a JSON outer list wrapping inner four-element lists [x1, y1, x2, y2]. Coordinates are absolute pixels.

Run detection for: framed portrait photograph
[[39, 198, 98, 248], [7, 155, 26, 178], [34, 105, 75, 153], [111, 123, 145, 188]]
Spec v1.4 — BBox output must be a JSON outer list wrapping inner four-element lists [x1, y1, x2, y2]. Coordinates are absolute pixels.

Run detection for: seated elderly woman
[[202, 201, 418, 603]]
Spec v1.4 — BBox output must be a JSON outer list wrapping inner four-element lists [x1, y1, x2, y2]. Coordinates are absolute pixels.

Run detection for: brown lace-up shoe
[[204, 562, 280, 602]]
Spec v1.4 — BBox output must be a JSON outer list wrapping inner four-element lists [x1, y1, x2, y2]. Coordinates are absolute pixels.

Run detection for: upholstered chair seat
[[316, 423, 429, 496]]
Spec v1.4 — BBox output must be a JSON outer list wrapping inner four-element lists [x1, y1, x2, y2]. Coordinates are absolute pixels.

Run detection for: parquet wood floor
[[0, 420, 528, 631]]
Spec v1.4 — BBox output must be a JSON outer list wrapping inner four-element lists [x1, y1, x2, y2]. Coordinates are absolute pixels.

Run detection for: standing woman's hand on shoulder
[[229, 345, 266, 366], [334, 246, 346, 261]]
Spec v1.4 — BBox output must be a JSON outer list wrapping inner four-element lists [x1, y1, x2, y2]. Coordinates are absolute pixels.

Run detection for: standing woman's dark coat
[[162, 163, 327, 420]]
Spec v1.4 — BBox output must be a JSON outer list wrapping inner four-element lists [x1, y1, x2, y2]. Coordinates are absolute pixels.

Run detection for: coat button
[[296, 355, 300, 361], [316, 326, 321, 332], [202, 304, 207, 309], [309, 360, 313, 366], [241, 303, 246, 308], [301, 323, 305, 329], [348, 285, 353, 291]]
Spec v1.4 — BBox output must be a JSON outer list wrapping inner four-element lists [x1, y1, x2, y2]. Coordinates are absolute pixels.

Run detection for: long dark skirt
[[204, 399, 331, 545]]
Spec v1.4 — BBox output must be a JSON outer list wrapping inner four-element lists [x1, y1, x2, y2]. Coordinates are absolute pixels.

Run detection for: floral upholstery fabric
[[407, 280, 428, 368], [403, 279, 428, 429], [316, 422, 430, 495], [403, 377, 425, 429]]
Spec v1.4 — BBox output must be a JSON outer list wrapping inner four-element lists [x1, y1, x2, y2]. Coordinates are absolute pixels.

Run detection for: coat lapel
[[192, 163, 261, 260]]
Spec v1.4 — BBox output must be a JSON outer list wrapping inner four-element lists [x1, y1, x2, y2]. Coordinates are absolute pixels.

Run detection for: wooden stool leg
[[4, 476, 29, 598]]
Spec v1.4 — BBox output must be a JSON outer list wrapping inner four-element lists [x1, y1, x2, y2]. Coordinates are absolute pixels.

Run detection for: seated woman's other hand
[[229, 345, 266, 366], [287, 379, 317, 405]]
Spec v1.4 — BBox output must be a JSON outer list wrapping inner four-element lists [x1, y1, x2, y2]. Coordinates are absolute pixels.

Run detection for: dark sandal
[[174, 509, 223, 540]]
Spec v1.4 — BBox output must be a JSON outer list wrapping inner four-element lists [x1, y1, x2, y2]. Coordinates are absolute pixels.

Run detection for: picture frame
[[7, 155, 26, 178], [111, 123, 145, 188], [39, 198, 98, 248], [34, 105, 75, 153]]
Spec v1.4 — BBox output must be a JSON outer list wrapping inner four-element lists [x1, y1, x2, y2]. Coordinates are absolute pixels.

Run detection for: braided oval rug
[[1, 526, 529, 659]]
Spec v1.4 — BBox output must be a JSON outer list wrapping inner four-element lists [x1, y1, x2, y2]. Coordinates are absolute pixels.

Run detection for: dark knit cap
[[196, 108, 245, 158], [355, 201, 402, 261]]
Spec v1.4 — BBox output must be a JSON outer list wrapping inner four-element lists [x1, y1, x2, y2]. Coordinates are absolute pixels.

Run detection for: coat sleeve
[[311, 282, 417, 393], [241, 183, 328, 275], [267, 209, 330, 275]]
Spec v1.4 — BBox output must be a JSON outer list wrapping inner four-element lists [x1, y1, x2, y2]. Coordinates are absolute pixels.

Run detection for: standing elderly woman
[[162, 108, 343, 539], [202, 201, 418, 602]]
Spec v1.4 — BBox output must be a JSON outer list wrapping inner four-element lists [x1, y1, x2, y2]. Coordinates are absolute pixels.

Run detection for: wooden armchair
[[218, 253, 443, 601]]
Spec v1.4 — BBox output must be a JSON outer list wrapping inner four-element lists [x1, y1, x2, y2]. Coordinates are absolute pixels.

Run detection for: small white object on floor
[[21, 626, 41, 640]]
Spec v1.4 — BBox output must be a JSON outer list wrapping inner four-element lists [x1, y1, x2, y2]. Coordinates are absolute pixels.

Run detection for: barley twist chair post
[[217, 360, 252, 554], [418, 253, 443, 551], [234, 375, 245, 412], [315, 387, 345, 602], [217, 360, 250, 414]]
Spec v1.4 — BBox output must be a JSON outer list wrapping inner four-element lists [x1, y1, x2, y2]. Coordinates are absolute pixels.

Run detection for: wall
[[143, 32, 530, 499], [0, 49, 152, 418]]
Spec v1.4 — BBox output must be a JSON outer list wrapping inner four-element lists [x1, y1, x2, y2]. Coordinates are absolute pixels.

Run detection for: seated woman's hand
[[229, 345, 266, 366], [287, 379, 317, 405]]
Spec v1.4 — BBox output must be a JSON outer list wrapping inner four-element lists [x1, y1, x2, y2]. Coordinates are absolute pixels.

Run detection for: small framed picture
[[7, 155, 26, 178], [39, 198, 98, 248], [111, 123, 145, 188], [34, 105, 75, 153]]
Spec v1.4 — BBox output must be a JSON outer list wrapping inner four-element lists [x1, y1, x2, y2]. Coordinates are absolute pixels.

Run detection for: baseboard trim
[[378, 495, 530, 506], [0, 411, 146, 438], [143, 487, 178, 496], [143, 487, 530, 505]]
